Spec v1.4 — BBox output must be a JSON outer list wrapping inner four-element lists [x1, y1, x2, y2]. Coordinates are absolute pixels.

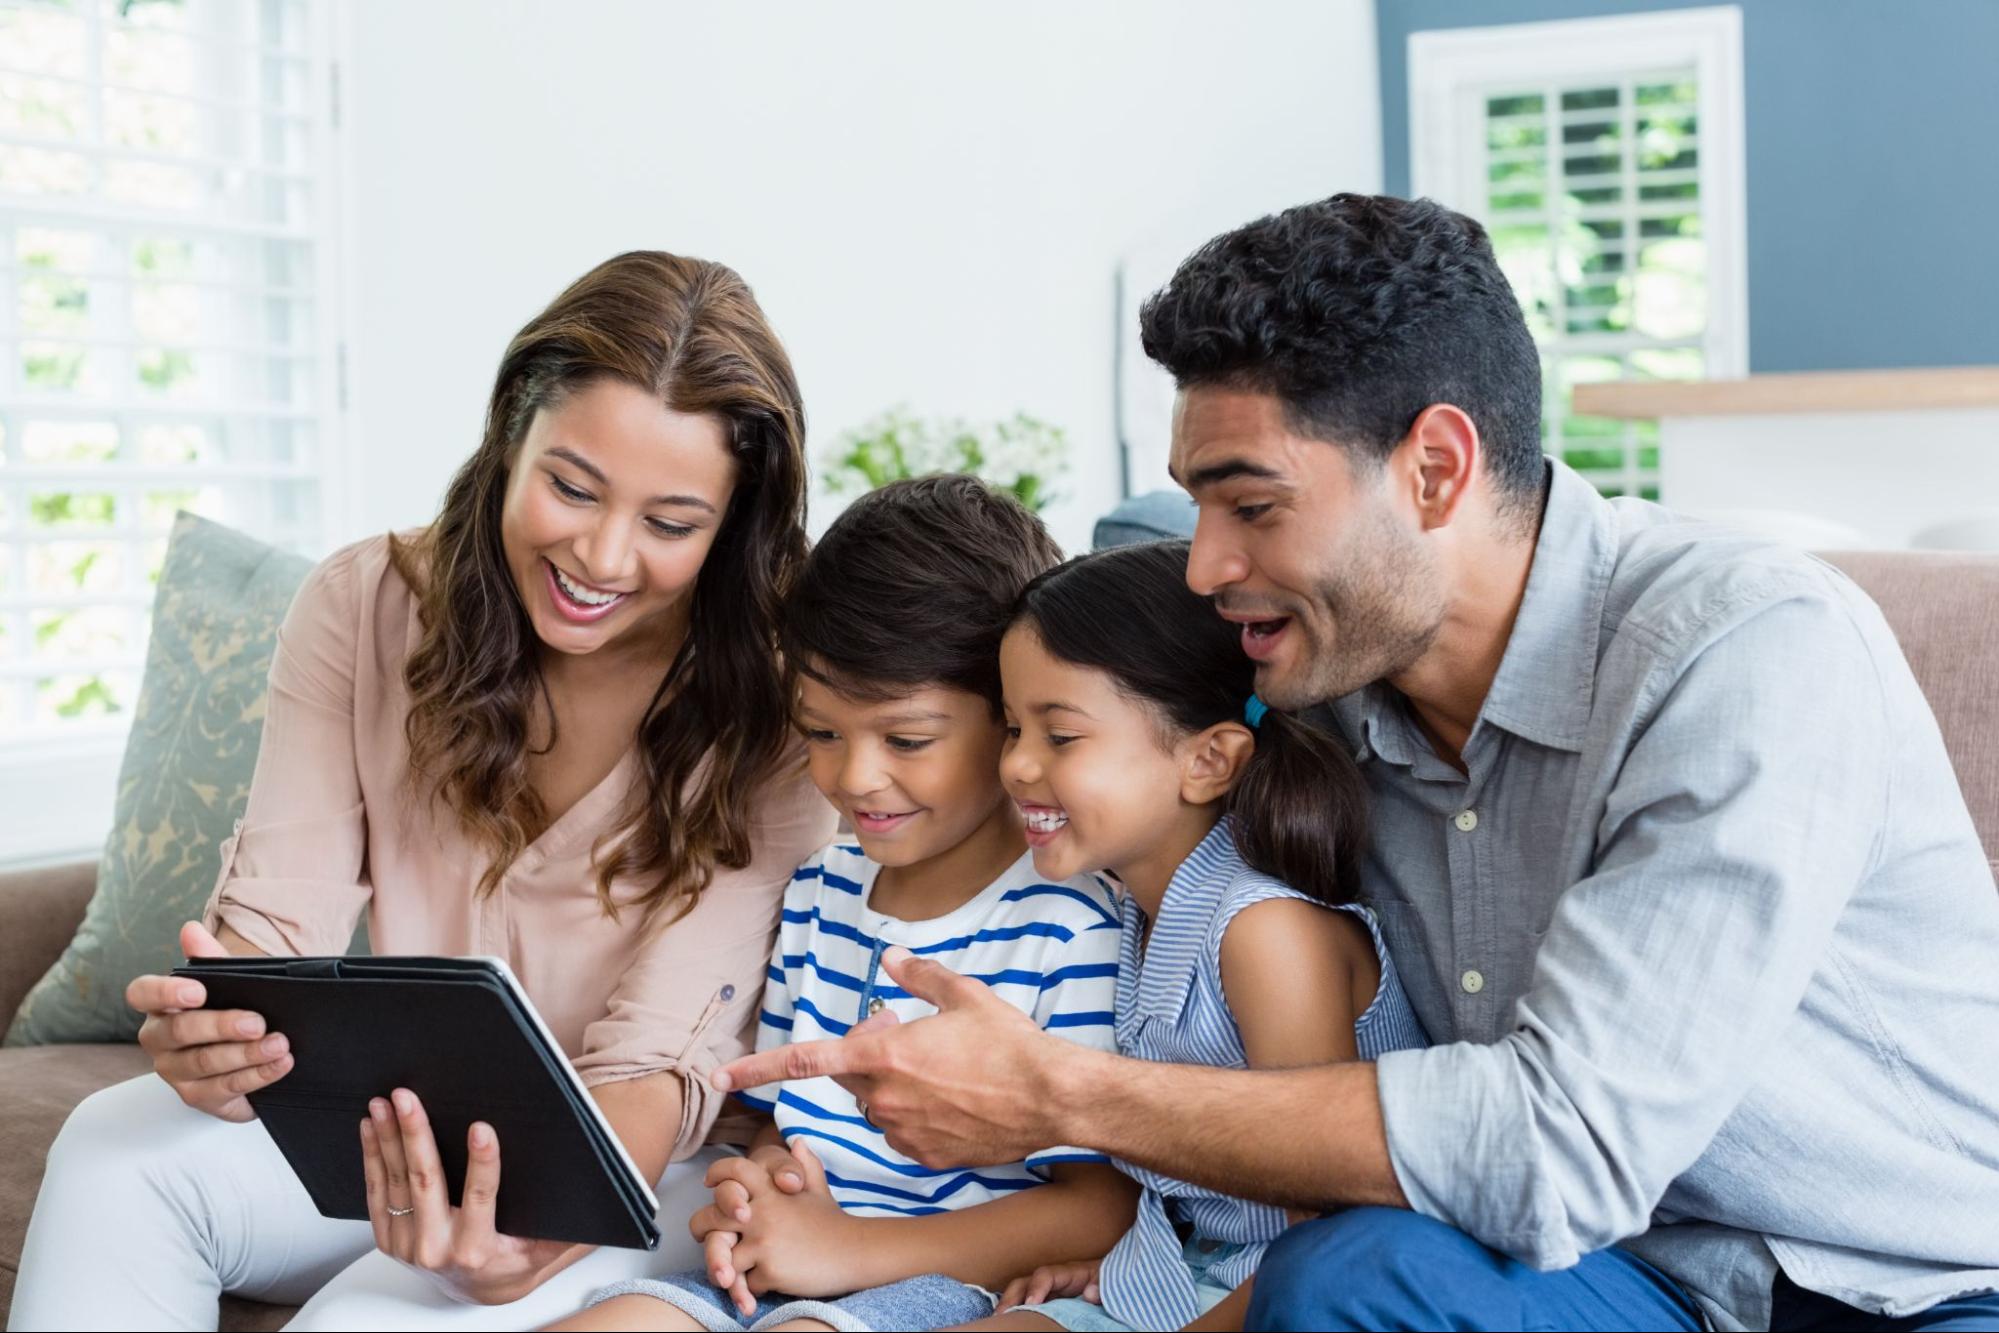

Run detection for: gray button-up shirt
[[1347, 461, 1999, 1330]]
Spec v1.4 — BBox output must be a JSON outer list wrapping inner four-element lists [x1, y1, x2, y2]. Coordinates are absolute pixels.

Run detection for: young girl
[[978, 539, 1427, 1333]]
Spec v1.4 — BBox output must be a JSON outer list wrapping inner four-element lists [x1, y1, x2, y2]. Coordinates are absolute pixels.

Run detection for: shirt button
[[1454, 809, 1479, 832], [719, 985, 736, 1002], [1461, 969, 1485, 994]]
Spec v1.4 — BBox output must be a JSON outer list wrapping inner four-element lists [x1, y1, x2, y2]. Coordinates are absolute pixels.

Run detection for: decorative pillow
[[5, 513, 313, 1045], [1092, 489, 1199, 551]]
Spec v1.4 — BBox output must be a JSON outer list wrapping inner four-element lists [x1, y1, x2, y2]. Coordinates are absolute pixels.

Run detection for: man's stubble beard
[[1261, 514, 1445, 708]]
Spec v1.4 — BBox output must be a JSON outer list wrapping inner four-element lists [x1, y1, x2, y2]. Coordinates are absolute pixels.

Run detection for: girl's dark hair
[[783, 474, 1062, 712], [1014, 540, 1369, 904], [389, 250, 808, 923]]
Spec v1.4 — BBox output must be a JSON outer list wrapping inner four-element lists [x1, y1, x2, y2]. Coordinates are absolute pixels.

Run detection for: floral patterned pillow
[[5, 513, 312, 1045]]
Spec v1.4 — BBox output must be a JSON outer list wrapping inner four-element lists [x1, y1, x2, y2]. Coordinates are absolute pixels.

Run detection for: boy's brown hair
[[784, 475, 1061, 711]]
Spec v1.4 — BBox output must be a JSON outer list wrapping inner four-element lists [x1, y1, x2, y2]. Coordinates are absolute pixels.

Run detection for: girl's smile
[[1000, 622, 1224, 908], [1017, 802, 1070, 847]]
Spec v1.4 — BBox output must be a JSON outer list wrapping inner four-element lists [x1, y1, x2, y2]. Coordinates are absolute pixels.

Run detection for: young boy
[[556, 476, 1136, 1332]]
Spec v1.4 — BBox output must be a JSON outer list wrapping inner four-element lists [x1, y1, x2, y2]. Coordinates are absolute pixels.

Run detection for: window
[[1409, 6, 1746, 498], [1, 0, 342, 737], [0, 0, 344, 860]]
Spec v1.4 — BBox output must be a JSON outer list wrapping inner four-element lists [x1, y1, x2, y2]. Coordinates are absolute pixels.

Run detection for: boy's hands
[[689, 1140, 847, 1315], [1001, 1257, 1103, 1309]]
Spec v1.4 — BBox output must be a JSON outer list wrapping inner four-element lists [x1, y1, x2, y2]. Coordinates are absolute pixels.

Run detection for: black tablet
[[172, 955, 661, 1250]]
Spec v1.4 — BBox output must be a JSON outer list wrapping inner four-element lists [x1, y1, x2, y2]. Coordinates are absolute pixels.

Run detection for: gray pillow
[[5, 513, 313, 1045], [1092, 489, 1198, 550]]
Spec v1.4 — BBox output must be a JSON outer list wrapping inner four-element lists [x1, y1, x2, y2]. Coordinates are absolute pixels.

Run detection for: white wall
[[338, 0, 1383, 554]]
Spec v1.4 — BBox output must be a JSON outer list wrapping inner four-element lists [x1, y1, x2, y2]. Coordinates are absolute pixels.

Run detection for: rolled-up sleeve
[[204, 543, 372, 956], [1375, 591, 1892, 1269], [572, 759, 836, 1158]]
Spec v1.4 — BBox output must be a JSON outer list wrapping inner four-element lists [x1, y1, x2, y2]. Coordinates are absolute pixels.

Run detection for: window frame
[[1408, 5, 1749, 484]]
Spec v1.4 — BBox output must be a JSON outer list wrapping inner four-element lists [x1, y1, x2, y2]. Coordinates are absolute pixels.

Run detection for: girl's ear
[[1178, 721, 1256, 805]]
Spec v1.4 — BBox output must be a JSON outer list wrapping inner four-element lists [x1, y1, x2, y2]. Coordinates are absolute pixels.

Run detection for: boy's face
[[795, 665, 1013, 869]]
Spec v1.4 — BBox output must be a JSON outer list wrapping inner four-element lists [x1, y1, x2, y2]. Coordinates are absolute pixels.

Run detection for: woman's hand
[[1001, 1257, 1103, 1309], [128, 921, 291, 1122], [360, 1088, 572, 1306]]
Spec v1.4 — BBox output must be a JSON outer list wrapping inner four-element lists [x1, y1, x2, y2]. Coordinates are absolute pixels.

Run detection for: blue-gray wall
[[1376, 0, 1999, 372]]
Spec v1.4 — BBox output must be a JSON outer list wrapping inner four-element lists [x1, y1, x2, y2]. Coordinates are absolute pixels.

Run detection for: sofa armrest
[[0, 860, 96, 1032]]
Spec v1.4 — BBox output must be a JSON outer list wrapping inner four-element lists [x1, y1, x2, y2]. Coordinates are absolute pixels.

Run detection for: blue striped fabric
[[741, 842, 1122, 1218], [1096, 820, 1429, 1330]]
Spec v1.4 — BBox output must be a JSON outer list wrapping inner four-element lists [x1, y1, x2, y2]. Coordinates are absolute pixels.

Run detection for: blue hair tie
[[1244, 695, 1268, 730]]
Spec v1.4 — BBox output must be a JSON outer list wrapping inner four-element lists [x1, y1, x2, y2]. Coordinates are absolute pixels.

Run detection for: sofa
[[3, 551, 1995, 1330]]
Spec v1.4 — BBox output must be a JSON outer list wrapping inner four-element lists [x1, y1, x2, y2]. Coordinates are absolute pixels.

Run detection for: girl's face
[[499, 378, 737, 661], [795, 669, 1013, 870], [999, 623, 1199, 886]]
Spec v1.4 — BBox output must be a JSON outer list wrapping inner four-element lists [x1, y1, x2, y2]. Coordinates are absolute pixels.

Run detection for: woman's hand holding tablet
[[359, 1088, 573, 1305], [128, 921, 291, 1122]]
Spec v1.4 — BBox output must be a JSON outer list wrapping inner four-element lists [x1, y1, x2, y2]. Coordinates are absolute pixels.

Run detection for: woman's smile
[[543, 558, 633, 623]]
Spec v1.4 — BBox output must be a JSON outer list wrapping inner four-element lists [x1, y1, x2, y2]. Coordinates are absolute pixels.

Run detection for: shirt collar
[[1336, 460, 1616, 761], [1124, 819, 1242, 1023], [1474, 460, 1617, 753]]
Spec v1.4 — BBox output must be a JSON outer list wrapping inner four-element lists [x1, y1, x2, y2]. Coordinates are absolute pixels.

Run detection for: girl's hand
[[719, 1143, 858, 1303], [129, 921, 291, 1122], [360, 1088, 572, 1305], [1002, 1257, 1103, 1308]]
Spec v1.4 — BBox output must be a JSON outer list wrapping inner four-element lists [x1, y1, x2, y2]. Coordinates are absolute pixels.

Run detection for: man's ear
[[1178, 721, 1256, 805], [1391, 404, 1480, 532]]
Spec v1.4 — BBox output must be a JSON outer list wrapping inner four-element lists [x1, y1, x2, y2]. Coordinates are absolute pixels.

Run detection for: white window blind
[[1484, 72, 1703, 499], [1409, 7, 1747, 500], [0, 0, 340, 742]]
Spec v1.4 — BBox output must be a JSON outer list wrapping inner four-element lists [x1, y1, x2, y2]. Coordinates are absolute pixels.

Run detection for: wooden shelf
[[1572, 366, 1999, 419]]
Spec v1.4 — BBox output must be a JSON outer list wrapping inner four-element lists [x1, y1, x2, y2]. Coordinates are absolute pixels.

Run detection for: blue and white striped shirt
[[1097, 820, 1428, 1329], [738, 842, 1123, 1218]]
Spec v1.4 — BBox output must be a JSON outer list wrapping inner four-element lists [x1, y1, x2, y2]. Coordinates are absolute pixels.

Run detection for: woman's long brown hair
[[389, 251, 808, 923]]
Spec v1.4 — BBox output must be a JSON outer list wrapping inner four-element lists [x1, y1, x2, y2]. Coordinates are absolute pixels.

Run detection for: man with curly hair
[[717, 196, 1999, 1332]]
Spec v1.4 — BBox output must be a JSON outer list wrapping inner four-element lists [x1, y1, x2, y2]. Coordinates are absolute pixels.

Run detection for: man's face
[[1169, 386, 1446, 708]]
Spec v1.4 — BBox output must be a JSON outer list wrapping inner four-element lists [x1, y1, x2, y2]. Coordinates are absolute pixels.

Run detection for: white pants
[[9, 1074, 710, 1332]]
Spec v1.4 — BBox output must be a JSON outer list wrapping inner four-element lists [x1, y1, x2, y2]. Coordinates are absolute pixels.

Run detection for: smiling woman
[[10, 253, 839, 1331], [394, 253, 814, 919]]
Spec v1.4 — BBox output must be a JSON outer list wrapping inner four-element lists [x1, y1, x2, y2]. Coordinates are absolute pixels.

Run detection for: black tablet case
[[171, 955, 660, 1250]]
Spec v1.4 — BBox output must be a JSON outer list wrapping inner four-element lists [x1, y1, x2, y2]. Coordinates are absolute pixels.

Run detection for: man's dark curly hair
[[1139, 193, 1546, 521]]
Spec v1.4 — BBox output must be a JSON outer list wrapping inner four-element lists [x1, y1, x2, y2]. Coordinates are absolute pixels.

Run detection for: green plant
[[819, 407, 1069, 513]]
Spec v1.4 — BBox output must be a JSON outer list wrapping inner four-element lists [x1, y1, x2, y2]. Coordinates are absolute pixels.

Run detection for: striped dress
[[1096, 819, 1428, 1329], [738, 842, 1123, 1216]]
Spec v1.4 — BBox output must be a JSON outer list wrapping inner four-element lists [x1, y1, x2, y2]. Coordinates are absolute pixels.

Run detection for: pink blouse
[[204, 535, 835, 1158]]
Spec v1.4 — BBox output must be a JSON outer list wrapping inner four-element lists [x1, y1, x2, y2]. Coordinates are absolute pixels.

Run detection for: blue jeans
[[1246, 1209, 1999, 1332]]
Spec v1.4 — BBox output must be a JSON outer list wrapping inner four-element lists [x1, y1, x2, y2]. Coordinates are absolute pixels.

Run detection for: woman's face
[[499, 378, 737, 660]]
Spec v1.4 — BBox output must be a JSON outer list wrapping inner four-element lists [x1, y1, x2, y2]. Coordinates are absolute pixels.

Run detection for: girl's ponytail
[[1015, 540, 1370, 905], [1227, 706, 1369, 906]]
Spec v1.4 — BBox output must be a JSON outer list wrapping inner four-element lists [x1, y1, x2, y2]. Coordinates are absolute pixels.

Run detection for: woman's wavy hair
[[1013, 540, 1370, 906], [389, 251, 808, 923]]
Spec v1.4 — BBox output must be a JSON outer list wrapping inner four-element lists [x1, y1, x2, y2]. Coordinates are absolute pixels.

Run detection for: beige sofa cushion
[[1824, 551, 1999, 879]]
